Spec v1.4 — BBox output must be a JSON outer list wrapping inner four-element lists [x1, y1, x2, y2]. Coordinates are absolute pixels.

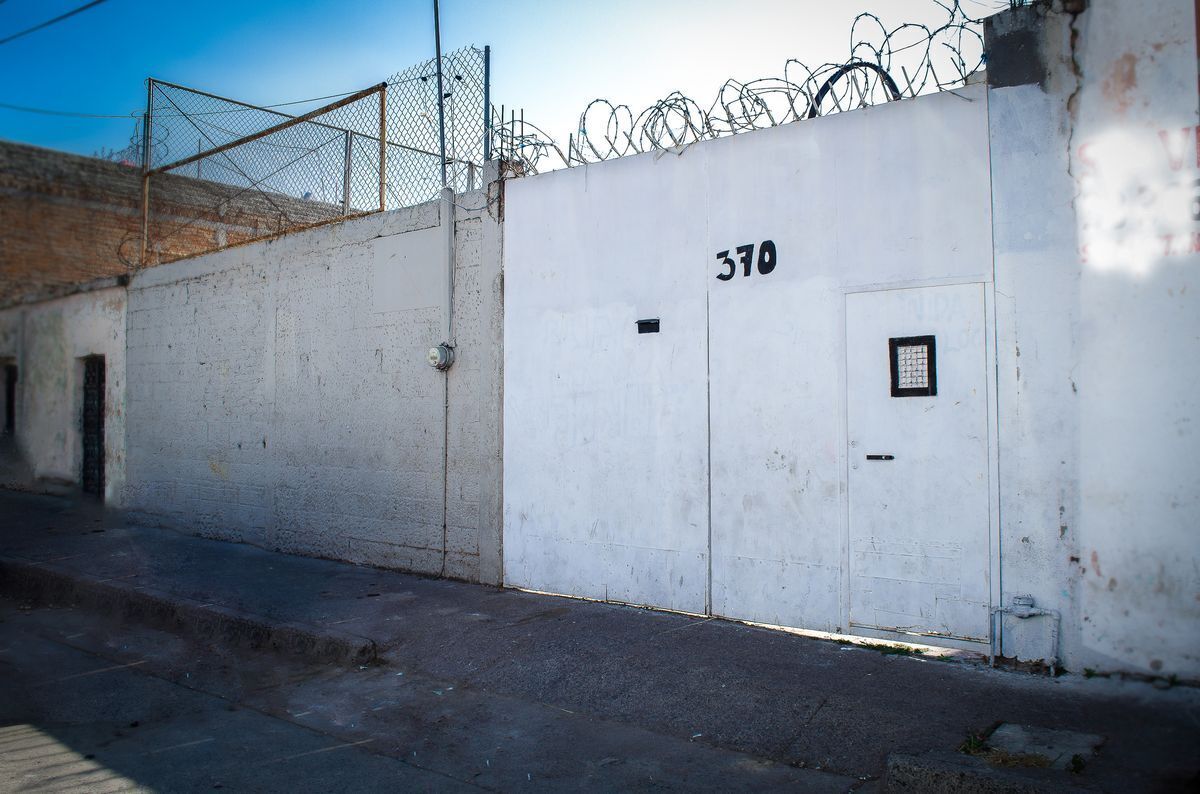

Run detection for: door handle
[[866, 454, 895, 461]]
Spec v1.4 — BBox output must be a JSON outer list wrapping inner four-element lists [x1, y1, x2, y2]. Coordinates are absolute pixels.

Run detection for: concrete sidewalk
[[2, 489, 1198, 791]]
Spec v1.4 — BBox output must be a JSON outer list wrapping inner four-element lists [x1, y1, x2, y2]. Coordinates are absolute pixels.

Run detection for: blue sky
[[0, 0, 1004, 158]]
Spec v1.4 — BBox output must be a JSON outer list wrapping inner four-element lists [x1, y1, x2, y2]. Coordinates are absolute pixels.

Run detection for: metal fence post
[[343, 130, 353, 213], [433, 0, 448, 189], [483, 45, 491, 162], [378, 86, 388, 211]]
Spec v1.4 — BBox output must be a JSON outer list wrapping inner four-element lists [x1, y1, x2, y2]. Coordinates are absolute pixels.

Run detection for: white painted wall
[[505, 84, 994, 633], [987, 0, 1086, 675], [506, 0, 1200, 678], [989, 0, 1200, 678], [503, 150, 712, 613], [0, 288, 127, 502], [706, 87, 992, 636], [124, 188, 503, 583], [1073, 0, 1200, 681]]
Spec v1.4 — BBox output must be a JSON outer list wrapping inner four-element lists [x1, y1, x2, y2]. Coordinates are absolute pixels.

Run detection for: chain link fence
[[385, 45, 490, 200], [138, 45, 490, 266]]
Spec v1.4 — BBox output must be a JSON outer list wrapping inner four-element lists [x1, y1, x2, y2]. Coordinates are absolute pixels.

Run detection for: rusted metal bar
[[149, 82, 387, 175], [378, 85, 387, 212], [139, 80, 153, 268], [148, 77, 469, 164], [149, 78, 294, 116]]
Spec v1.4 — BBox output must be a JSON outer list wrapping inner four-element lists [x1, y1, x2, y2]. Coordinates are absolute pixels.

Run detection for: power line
[[191, 88, 363, 115], [0, 0, 110, 47], [0, 101, 134, 118], [0, 88, 368, 121]]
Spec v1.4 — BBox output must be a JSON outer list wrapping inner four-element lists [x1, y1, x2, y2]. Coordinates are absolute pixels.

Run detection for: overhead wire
[[0, 0, 110, 47], [0, 101, 135, 118], [0, 89, 374, 121]]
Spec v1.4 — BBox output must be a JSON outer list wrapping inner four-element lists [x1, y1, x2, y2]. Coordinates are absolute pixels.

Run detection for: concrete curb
[[0, 556, 378, 666], [886, 751, 1095, 793]]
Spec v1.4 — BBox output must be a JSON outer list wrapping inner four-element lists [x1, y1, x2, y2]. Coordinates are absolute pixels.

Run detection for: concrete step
[[0, 555, 377, 666]]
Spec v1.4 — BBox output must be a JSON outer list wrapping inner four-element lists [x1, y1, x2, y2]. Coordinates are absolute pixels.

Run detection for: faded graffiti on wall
[[1075, 2, 1200, 274], [1077, 125, 1200, 270]]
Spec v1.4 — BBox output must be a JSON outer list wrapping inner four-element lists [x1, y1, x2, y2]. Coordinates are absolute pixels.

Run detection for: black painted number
[[716, 250, 736, 281], [715, 240, 777, 281], [736, 244, 754, 277], [757, 240, 777, 275]]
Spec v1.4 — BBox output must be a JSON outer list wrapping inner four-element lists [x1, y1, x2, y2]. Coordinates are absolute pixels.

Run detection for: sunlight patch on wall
[[1076, 126, 1198, 277]]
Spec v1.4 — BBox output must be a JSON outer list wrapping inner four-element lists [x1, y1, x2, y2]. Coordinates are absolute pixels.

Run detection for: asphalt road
[[0, 605, 474, 793], [0, 601, 852, 792], [3, 491, 1198, 792]]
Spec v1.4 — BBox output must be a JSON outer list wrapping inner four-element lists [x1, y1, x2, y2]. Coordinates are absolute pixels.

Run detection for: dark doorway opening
[[81, 356, 105, 498], [3, 364, 15, 435]]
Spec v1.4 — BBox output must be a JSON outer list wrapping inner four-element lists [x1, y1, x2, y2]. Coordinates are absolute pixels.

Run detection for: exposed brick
[[1, 140, 348, 306]]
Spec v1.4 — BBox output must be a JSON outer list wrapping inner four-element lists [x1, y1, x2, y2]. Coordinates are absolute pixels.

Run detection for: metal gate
[[81, 356, 105, 497], [845, 284, 992, 643], [3, 364, 15, 435]]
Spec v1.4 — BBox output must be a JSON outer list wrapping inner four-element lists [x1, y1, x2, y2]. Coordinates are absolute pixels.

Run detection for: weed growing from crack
[[959, 731, 988, 755]]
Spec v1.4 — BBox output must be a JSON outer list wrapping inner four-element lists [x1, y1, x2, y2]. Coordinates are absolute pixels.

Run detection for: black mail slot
[[636, 319, 660, 334], [866, 454, 895, 461]]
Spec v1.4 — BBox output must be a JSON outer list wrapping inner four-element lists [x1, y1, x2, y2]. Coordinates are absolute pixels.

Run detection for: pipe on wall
[[990, 595, 1062, 676]]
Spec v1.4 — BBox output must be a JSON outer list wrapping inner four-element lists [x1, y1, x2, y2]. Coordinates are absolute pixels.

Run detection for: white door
[[846, 283, 991, 643]]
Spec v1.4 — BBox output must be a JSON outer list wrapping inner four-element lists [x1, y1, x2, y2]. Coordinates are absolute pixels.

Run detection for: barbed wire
[[492, 0, 1007, 173], [97, 0, 1016, 219]]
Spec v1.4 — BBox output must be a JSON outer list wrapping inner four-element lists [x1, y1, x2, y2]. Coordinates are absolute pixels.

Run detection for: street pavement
[[2, 489, 1198, 792]]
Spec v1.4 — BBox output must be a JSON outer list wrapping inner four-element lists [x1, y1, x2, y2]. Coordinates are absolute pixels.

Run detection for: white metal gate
[[845, 283, 992, 643]]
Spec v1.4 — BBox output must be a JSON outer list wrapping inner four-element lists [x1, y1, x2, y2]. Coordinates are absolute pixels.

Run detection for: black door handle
[[866, 454, 895, 461]]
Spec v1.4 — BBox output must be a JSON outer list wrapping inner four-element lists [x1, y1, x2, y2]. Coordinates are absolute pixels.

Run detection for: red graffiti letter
[[1158, 127, 1193, 171]]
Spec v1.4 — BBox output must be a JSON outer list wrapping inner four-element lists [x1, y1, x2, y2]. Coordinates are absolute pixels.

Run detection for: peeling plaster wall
[[988, 0, 1200, 677], [1071, 0, 1200, 679], [0, 289, 127, 502], [123, 189, 503, 583]]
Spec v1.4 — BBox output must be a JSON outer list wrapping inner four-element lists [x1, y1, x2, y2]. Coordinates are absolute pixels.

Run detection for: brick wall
[[1, 141, 141, 304], [1, 140, 347, 307]]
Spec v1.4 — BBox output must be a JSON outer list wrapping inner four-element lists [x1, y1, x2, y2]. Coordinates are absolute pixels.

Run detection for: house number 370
[[716, 240, 777, 281]]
